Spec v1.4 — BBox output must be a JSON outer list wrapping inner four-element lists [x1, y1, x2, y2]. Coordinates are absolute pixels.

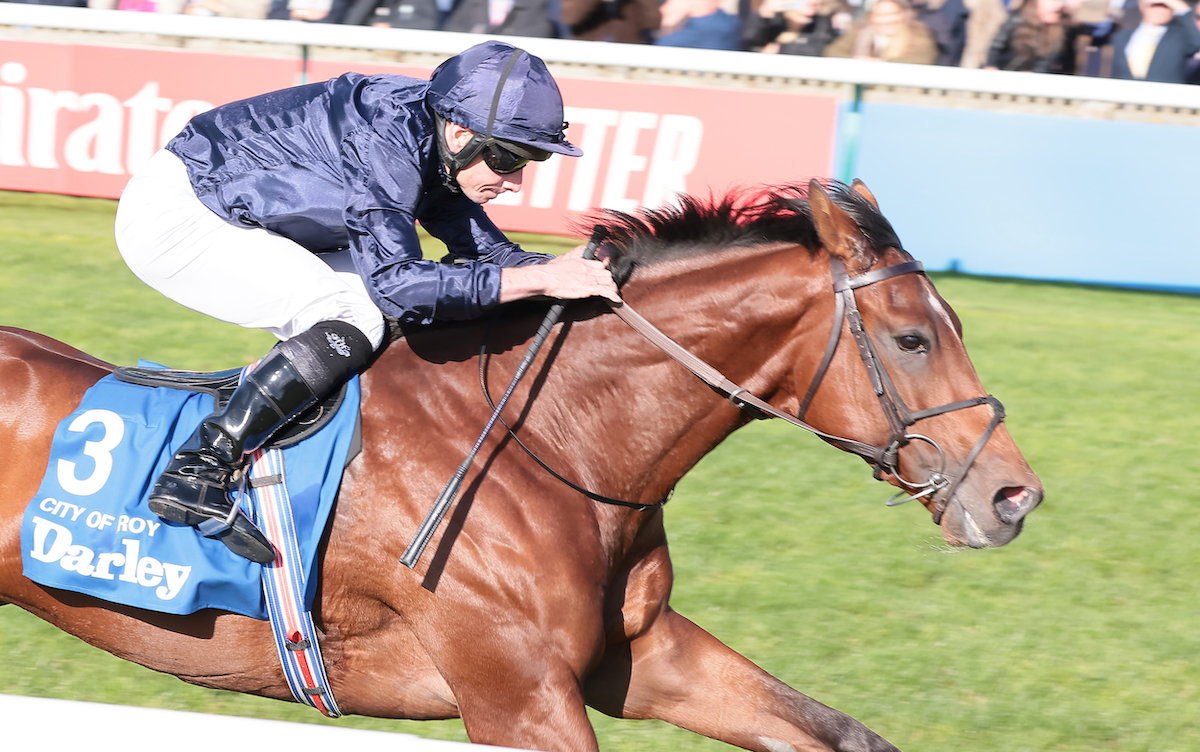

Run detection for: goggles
[[480, 140, 550, 175]]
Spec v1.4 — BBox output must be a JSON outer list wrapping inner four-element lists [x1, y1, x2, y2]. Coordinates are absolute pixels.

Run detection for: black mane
[[578, 181, 904, 287]]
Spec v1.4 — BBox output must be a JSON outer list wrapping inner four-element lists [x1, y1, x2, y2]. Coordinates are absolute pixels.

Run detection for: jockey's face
[[443, 121, 525, 204]]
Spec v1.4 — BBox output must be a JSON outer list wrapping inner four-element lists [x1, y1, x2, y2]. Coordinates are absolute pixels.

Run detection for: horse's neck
[[362, 243, 827, 524], [545, 243, 827, 504]]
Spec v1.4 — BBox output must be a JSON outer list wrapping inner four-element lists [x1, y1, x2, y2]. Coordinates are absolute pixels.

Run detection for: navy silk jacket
[[166, 72, 552, 326]]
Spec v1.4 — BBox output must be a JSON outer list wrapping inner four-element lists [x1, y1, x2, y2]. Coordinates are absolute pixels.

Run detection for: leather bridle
[[791, 256, 1006, 523], [488, 251, 1007, 524]]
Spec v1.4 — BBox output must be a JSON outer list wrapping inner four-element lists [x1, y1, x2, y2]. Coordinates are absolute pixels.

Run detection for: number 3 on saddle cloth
[[20, 363, 360, 717]]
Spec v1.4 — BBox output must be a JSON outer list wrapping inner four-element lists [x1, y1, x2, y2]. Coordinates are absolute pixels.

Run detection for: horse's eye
[[896, 334, 928, 353]]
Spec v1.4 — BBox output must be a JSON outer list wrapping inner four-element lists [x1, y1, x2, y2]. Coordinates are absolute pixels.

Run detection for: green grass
[[2, 190, 1199, 751]]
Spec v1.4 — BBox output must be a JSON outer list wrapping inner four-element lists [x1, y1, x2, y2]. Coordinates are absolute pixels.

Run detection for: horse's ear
[[595, 240, 618, 267], [850, 179, 880, 211], [597, 239, 635, 288], [808, 179, 864, 263]]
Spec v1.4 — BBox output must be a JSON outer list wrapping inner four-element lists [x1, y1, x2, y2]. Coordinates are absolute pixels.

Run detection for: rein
[[491, 253, 1006, 524], [479, 347, 669, 511]]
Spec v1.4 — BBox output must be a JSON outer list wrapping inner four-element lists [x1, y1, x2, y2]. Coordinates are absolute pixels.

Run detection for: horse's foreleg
[[452, 663, 599, 752], [584, 609, 900, 752]]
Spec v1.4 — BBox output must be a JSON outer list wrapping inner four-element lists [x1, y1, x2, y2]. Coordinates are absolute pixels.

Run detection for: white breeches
[[114, 149, 386, 350]]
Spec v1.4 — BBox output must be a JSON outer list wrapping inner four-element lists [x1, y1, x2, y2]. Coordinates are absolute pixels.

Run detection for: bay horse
[[0, 180, 1042, 752]]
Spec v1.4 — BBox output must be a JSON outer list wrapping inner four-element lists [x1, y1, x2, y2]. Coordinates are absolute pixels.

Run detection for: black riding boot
[[148, 321, 375, 563]]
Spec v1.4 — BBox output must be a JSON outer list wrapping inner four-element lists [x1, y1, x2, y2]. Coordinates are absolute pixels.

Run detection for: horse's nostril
[[993, 486, 1033, 525]]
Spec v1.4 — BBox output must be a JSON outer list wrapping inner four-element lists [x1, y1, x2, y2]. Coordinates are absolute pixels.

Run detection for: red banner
[[0, 40, 299, 197], [0, 40, 838, 235]]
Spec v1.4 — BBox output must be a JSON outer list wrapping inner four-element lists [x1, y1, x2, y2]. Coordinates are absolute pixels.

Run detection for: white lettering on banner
[[123, 82, 172, 176], [27, 88, 78, 169], [602, 111, 659, 213], [28, 516, 192, 600], [527, 150, 561, 209], [0, 59, 705, 208], [86, 510, 116, 530], [0, 62, 213, 176], [36, 501, 160, 537], [39, 497, 88, 522], [38, 496, 87, 520], [63, 92, 125, 175], [566, 107, 620, 211], [496, 107, 704, 213], [644, 114, 704, 208], [0, 62, 26, 166], [116, 514, 162, 537]]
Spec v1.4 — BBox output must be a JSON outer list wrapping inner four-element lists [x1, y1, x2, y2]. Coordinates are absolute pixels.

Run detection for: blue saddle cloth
[[21, 371, 360, 620]]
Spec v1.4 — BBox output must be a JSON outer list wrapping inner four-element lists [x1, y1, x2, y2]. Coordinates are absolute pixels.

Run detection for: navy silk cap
[[426, 41, 582, 157]]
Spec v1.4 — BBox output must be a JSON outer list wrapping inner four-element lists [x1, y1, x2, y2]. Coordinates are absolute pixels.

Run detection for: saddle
[[79, 365, 358, 715], [114, 365, 359, 459]]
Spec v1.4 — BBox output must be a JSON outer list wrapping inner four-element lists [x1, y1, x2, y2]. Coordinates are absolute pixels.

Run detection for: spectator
[[87, 0, 186, 10], [824, 0, 940, 62], [441, 0, 561, 35], [338, 0, 440, 26], [912, 0, 970, 64], [560, 0, 663, 42], [960, 0, 1010, 67], [268, 0, 354, 22], [1065, 0, 1127, 77], [93, 0, 270, 13], [1190, 9, 1200, 82], [742, 0, 845, 55], [984, 0, 1080, 72], [1109, 0, 1200, 81], [183, 0, 270, 15], [655, 0, 743, 48], [1114, 0, 1143, 31]]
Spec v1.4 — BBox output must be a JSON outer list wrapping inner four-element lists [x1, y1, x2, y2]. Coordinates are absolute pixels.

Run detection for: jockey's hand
[[500, 244, 621, 305]]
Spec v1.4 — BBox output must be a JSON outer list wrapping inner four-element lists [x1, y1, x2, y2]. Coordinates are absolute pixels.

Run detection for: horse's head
[[792, 180, 1042, 548], [580, 181, 1039, 547]]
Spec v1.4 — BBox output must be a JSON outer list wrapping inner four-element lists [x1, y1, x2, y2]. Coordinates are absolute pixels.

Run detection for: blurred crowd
[[7, 0, 1199, 83]]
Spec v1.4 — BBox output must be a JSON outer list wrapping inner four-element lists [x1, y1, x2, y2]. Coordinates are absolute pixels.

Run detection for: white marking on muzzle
[[961, 506, 987, 548]]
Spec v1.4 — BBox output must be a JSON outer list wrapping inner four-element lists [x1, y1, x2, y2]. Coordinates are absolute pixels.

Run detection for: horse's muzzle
[[938, 483, 1043, 548]]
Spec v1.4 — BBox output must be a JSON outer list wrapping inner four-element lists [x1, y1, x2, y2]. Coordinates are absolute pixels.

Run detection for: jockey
[[115, 41, 619, 564]]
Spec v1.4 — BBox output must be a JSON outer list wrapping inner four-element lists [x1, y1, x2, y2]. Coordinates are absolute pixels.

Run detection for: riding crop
[[400, 225, 610, 569]]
